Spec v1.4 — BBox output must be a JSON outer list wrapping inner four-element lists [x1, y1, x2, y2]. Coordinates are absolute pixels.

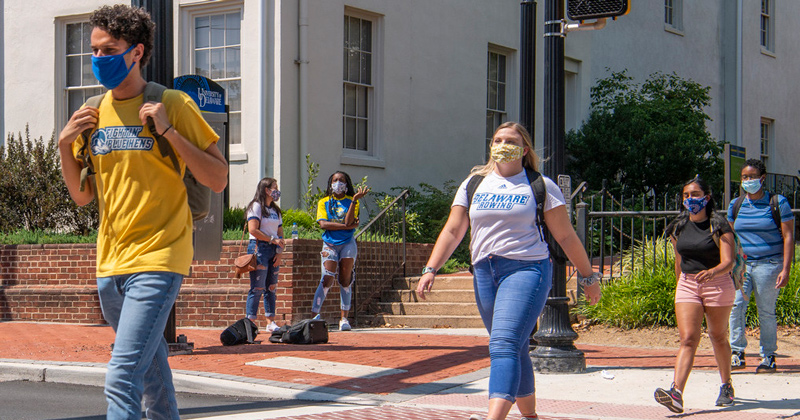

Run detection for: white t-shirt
[[452, 170, 566, 263], [246, 202, 283, 240]]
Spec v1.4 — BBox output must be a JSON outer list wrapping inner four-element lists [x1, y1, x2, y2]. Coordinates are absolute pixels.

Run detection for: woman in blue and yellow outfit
[[310, 171, 369, 331]]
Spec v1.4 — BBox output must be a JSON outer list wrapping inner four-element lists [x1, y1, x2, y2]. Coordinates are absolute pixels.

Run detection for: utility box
[[174, 75, 228, 261]]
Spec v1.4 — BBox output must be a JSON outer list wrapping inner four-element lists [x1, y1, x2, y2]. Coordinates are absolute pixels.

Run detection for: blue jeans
[[247, 240, 280, 318], [729, 258, 782, 358], [312, 238, 358, 313], [97, 272, 183, 420], [473, 255, 552, 402]]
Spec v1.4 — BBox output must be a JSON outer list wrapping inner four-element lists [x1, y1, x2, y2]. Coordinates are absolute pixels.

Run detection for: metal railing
[[575, 187, 800, 280], [351, 189, 409, 324]]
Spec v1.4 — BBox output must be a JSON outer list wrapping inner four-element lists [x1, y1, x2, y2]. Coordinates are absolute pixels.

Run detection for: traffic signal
[[567, 0, 630, 21]]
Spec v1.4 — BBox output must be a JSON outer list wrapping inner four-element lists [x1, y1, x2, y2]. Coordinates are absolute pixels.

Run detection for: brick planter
[[0, 240, 432, 328]]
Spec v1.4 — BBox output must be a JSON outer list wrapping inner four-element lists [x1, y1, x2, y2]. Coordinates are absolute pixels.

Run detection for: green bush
[[223, 207, 245, 231], [0, 126, 98, 234], [576, 239, 800, 329], [0, 229, 97, 244]]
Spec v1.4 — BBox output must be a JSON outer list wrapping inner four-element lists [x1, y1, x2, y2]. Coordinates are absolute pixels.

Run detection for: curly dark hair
[[90, 5, 155, 68], [743, 158, 767, 176]]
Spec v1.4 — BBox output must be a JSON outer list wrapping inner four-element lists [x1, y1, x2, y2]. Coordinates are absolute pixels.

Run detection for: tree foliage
[[566, 71, 724, 197]]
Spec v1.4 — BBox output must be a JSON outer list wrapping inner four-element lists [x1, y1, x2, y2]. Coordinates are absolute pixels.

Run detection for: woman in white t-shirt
[[245, 177, 285, 332], [416, 122, 602, 420]]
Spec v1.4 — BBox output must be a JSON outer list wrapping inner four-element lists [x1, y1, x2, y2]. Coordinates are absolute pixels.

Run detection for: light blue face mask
[[741, 178, 762, 194], [91, 44, 137, 89]]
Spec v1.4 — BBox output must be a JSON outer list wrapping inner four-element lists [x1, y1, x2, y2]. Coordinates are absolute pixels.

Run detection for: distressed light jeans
[[729, 258, 782, 358], [246, 240, 280, 318], [472, 255, 552, 402], [97, 272, 183, 420]]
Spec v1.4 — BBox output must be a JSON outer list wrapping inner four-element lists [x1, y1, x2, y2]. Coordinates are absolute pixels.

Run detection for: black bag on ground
[[220, 318, 259, 346], [269, 319, 328, 344]]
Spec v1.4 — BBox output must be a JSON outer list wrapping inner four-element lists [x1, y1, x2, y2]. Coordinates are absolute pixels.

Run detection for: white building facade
[[1, 0, 798, 209]]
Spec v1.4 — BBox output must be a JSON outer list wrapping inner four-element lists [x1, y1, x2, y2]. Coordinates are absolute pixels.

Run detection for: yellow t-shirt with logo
[[72, 89, 219, 277]]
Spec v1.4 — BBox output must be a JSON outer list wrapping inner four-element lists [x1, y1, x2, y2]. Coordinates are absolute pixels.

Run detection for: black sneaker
[[755, 355, 777, 373], [655, 385, 684, 413], [731, 351, 746, 370], [715, 382, 735, 406]]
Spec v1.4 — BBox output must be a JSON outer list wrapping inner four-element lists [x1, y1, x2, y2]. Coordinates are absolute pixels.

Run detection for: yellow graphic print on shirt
[[72, 90, 219, 277]]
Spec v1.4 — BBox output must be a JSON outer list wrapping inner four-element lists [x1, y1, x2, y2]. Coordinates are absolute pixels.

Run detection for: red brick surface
[[0, 240, 432, 328]]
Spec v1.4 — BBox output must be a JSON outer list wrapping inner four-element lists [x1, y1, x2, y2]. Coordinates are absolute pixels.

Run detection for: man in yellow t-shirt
[[57, 5, 227, 420]]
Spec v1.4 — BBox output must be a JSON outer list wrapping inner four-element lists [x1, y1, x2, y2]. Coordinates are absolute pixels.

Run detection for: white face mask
[[331, 181, 347, 194], [741, 178, 762, 194]]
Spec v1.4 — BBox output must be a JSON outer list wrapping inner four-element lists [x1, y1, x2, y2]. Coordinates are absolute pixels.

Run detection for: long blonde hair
[[470, 121, 539, 177]]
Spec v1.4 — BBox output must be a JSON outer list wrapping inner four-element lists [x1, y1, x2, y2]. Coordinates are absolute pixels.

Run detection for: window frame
[[340, 7, 384, 167], [486, 48, 509, 160], [180, 1, 244, 152], [664, 0, 684, 35], [55, 14, 105, 133], [760, 0, 775, 53], [760, 118, 773, 170]]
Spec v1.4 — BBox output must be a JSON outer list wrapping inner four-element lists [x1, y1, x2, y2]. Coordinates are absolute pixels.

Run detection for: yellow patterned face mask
[[490, 143, 524, 163]]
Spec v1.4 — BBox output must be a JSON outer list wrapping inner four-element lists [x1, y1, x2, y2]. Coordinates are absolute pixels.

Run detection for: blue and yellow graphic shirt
[[316, 195, 359, 245]]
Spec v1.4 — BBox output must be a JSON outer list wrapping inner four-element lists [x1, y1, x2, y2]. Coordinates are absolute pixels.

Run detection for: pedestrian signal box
[[567, 0, 630, 21]]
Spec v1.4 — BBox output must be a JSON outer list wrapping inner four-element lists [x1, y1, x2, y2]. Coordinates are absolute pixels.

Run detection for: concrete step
[[377, 302, 481, 316], [393, 275, 473, 291], [381, 289, 475, 303], [373, 314, 485, 328]]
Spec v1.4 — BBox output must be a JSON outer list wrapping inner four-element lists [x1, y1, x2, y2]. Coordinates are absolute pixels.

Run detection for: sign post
[[724, 144, 746, 207]]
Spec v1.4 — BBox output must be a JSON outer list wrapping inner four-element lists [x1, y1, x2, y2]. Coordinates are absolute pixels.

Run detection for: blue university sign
[[173, 75, 226, 113]]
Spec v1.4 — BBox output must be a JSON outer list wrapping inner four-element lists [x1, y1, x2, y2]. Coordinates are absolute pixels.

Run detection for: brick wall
[[0, 240, 432, 328]]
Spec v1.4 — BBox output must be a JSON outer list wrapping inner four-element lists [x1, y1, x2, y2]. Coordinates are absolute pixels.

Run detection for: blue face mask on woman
[[91, 44, 137, 89], [683, 196, 709, 215], [741, 178, 762, 194]]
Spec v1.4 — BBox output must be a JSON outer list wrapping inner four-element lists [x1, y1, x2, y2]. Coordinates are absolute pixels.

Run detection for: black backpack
[[76, 82, 210, 222], [269, 319, 328, 344], [220, 318, 259, 346], [466, 167, 566, 263], [730, 192, 782, 231]]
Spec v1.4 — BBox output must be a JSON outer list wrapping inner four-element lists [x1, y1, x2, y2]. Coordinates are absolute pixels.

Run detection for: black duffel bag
[[269, 319, 328, 344], [220, 318, 259, 346]]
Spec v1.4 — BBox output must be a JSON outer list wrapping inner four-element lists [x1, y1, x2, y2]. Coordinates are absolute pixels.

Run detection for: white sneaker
[[339, 318, 352, 331], [266, 321, 279, 332]]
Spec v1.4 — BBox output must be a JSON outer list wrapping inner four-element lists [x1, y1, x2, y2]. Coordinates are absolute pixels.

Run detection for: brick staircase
[[372, 274, 485, 328]]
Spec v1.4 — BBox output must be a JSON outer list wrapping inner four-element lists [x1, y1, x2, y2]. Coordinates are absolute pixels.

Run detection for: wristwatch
[[577, 271, 602, 287], [421, 266, 437, 276]]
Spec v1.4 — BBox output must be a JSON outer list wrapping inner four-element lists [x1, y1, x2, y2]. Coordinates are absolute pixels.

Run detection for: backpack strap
[[77, 94, 106, 192], [769, 192, 782, 231], [525, 168, 547, 241], [731, 195, 744, 222], [143, 82, 181, 174], [465, 174, 485, 218]]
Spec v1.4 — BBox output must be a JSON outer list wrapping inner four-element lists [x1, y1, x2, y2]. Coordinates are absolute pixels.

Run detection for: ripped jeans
[[246, 240, 280, 319], [311, 238, 357, 313]]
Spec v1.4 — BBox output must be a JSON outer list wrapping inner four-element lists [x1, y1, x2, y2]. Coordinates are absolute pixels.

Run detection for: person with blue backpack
[[728, 159, 795, 373], [415, 122, 601, 420]]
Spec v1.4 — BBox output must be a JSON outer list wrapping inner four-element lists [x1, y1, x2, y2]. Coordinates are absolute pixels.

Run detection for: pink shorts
[[674, 272, 735, 307]]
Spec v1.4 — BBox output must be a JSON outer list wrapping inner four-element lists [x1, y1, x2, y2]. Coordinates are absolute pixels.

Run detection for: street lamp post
[[529, 0, 586, 373]]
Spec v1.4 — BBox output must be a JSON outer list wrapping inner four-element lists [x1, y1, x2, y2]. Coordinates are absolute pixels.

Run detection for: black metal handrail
[[352, 189, 410, 326]]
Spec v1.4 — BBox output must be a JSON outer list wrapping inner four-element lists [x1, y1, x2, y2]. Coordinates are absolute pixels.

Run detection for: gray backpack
[[77, 82, 210, 222]]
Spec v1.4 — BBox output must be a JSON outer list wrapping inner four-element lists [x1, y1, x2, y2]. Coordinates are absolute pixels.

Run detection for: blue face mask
[[683, 196, 709, 215], [91, 44, 137, 89], [741, 178, 762, 194]]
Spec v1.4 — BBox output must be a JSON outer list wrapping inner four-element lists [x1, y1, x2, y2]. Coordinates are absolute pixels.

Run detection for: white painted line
[[246, 357, 407, 379]]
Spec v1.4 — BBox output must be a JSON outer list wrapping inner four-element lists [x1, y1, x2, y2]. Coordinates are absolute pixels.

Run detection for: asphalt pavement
[[1, 322, 799, 420]]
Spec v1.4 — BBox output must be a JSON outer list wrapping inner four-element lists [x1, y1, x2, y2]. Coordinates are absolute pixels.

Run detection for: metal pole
[[531, 0, 586, 373], [520, 0, 537, 134], [131, 1, 190, 354]]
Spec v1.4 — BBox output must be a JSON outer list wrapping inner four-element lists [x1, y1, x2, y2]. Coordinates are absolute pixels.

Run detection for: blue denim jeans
[[729, 258, 782, 358], [312, 238, 358, 313], [97, 272, 183, 420], [473, 255, 552, 402], [247, 240, 280, 318]]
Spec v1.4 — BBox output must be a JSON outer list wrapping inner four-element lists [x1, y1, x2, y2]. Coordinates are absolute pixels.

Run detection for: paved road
[[0, 380, 330, 420]]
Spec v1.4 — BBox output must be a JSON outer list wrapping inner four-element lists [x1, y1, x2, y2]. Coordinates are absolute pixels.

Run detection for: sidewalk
[[1, 321, 799, 419]]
